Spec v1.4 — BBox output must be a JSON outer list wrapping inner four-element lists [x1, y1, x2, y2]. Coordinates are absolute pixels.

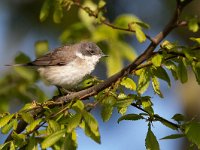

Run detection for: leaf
[[101, 105, 113, 122], [137, 68, 150, 94], [120, 77, 136, 90], [47, 120, 61, 133], [188, 18, 199, 32], [66, 113, 82, 133], [151, 76, 163, 98], [190, 37, 200, 45], [141, 97, 154, 116], [160, 40, 175, 50], [129, 23, 146, 43], [102, 95, 117, 106], [83, 110, 101, 143], [165, 61, 178, 80], [0, 114, 14, 128], [151, 66, 171, 87], [10, 142, 15, 150], [53, 0, 63, 23], [152, 54, 163, 67], [14, 67, 36, 82], [117, 114, 144, 123], [21, 113, 34, 124], [72, 100, 85, 112], [39, 0, 51, 22], [145, 126, 160, 150], [26, 118, 43, 133], [155, 114, 178, 130], [172, 114, 185, 122], [1, 119, 16, 134], [191, 62, 200, 84], [34, 40, 49, 58], [62, 131, 77, 150], [177, 59, 188, 83], [160, 134, 185, 140], [26, 135, 38, 150], [14, 52, 30, 64], [41, 129, 66, 149], [185, 122, 200, 149]]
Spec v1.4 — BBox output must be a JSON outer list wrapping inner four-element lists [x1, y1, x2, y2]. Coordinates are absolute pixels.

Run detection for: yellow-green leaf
[[177, 59, 188, 83], [152, 54, 163, 67], [118, 114, 144, 123], [152, 76, 163, 98], [34, 40, 49, 58], [0, 114, 14, 128], [26, 118, 43, 133], [120, 77, 136, 90], [39, 0, 51, 22], [67, 113, 82, 133], [21, 113, 34, 124], [53, 0, 63, 23], [41, 129, 66, 149], [137, 69, 150, 94]]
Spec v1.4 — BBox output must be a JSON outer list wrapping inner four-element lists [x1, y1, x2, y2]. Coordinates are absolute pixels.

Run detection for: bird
[[8, 41, 107, 92]]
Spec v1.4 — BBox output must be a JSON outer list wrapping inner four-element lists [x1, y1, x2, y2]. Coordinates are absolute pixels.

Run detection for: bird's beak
[[101, 53, 109, 57]]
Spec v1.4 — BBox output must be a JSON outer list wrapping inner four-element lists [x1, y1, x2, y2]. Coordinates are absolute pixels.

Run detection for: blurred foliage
[[0, 0, 200, 150]]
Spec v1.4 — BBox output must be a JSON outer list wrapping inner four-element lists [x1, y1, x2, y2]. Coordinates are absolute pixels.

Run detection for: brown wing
[[29, 45, 76, 66]]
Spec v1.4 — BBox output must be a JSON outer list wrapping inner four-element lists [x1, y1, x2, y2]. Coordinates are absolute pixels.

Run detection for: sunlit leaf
[[62, 131, 77, 150], [21, 113, 34, 124], [67, 113, 82, 133], [152, 54, 163, 67], [34, 40, 49, 58], [120, 77, 136, 91], [137, 68, 150, 94], [0, 114, 14, 128], [188, 18, 199, 32], [151, 76, 163, 98], [53, 0, 63, 23], [26, 118, 43, 133], [41, 129, 66, 149], [39, 0, 51, 22], [26, 135, 38, 150], [48, 120, 61, 133]]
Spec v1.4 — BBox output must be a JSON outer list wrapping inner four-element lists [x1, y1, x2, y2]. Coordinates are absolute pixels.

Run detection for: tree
[[0, 0, 200, 149]]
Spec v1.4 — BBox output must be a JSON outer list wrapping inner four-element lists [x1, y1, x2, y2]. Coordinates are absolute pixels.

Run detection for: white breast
[[38, 54, 100, 90]]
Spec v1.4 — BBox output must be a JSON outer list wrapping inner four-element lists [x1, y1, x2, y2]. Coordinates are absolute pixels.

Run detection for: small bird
[[9, 41, 107, 91]]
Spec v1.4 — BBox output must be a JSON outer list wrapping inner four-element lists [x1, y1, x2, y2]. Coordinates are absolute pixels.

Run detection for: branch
[[4, 0, 193, 143]]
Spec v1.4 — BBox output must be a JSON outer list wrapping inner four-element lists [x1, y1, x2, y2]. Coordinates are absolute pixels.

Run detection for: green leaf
[[145, 126, 160, 150], [0, 114, 14, 128], [129, 23, 146, 43], [34, 40, 49, 58], [14, 67, 36, 82], [151, 66, 171, 87], [72, 100, 85, 112], [137, 68, 150, 94], [10, 142, 15, 150], [160, 40, 175, 50], [120, 77, 136, 90], [117, 114, 144, 123], [62, 131, 77, 150], [160, 134, 185, 140], [190, 37, 200, 45], [0, 142, 10, 150], [21, 113, 34, 124], [172, 114, 185, 122], [47, 120, 61, 133], [177, 59, 188, 83], [152, 54, 163, 67], [26, 118, 43, 133], [191, 62, 200, 84], [1, 119, 16, 134], [66, 113, 82, 133], [14, 52, 30, 64], [141, 97, 154, 116], [53, 0, 63, 23], [151, 76, 163, 98], [26, 135, 38, 150], [165, 61, 178, 80], [39, 0, 51, 22], [188, 18, 199, 32], [101, 105, 113, 122], [83, 110, 101, 143], [41, 129, 66, 149], [185, 122, 200, 149], [102, 95, 117, 106], [155, 114, 178, 130]]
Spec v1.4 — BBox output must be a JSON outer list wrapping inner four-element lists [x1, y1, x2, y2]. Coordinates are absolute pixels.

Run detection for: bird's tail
[[5, 63, 32, 67]]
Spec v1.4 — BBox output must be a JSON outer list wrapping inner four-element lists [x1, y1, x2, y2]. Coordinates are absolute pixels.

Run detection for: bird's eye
[[90, 50, 95, 54]]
